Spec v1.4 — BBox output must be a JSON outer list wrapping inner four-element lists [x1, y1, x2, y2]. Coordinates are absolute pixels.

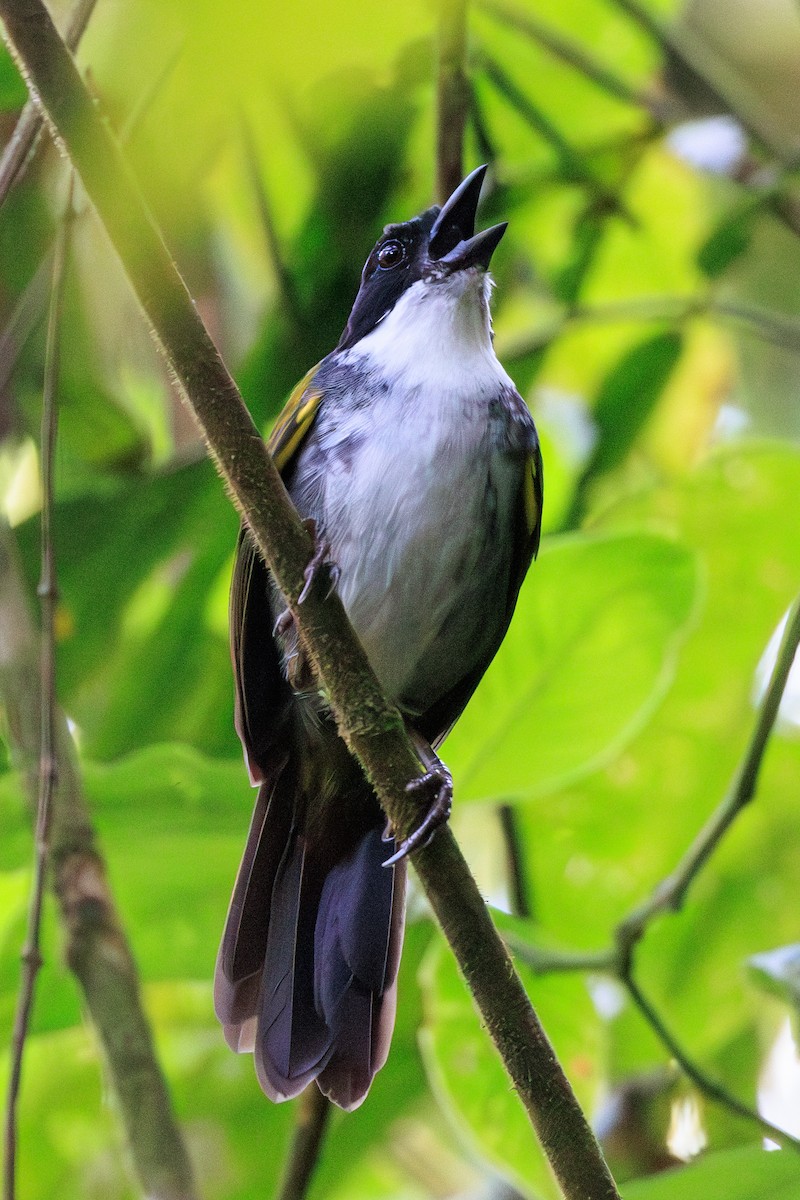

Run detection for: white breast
[[312, 272, 520, 709]]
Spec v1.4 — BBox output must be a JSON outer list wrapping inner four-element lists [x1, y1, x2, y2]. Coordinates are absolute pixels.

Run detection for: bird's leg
[[298, 517, 340, 603], [382, 731, 453, 867], [273, 519, 340, 688]]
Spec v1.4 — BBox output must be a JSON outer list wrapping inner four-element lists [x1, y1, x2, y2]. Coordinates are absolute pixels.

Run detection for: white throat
[[342, 271, 510, 393]]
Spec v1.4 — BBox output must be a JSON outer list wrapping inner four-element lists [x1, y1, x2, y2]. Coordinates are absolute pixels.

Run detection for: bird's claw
[[382, 763, 453, 867], [298, 518, 339, 604], [273, 607, 294, 638]]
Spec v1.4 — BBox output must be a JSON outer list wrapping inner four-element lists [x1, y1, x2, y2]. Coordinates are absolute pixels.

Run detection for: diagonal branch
[[607, 0, 795, 163], [481, 0, 665, 119], [275, 1086, 332, 1200], [3, 170, 72, 1200], [506, 589, 800, 1152], [623, 975, 800, 1150], [0, 0, 98, 208], [0, 3, 621, 1197], [616, 590, 800, 965]]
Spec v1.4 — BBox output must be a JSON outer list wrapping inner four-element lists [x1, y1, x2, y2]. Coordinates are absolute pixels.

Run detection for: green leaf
[[419, 932, 603, 1199], [624, 1145, 800, 1199], [0, 49, 27, 110], [445, 531, 698, 803], [13, 459, 240, 758], [589, 332, 683, 476], [698, 209, 757, 279]]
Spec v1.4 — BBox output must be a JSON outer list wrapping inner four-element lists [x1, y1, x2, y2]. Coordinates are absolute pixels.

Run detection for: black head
[[337, 165, 507, 351]]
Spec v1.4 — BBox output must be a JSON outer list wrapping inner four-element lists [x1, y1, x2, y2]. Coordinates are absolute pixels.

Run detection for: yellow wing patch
[[268, 366, 324, 472]]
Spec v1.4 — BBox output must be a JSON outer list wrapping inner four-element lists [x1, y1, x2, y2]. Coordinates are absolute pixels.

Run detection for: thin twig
[[437, 0, 470, 204], [0, 43, 183, 415], [3, 171, 72, 1200], [239, 116, 301, 320], [507, 593, 800, 1150], [617, 591, 800, 963], [480, 0, 665, 120], [508, 939, 617, 976], [499, 293, 800, 361], [606, 0, 796, 163], [623, 975, 800, 1151], [275, 1088, 332, 1200], [507, 931, 800, 1151], [0, 527, 199, 1199], [498, 805, 533, 918], [479, 50, 626, 217], [0, 0, 98, 208], [0, 5, 622, 1197]]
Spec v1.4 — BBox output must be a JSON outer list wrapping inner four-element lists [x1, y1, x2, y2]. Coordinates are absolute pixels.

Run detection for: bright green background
[[2, 0, 800, 1195]]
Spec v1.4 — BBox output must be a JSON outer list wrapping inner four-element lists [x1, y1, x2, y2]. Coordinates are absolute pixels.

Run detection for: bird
[[214, 164, 543, 1111]]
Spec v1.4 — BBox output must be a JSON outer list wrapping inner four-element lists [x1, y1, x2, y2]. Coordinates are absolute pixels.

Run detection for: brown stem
[[275, 1088, 332, 1200], [498, 804, 533, 918], [623, 975, 800, 1151], [608, 0, 796, 163], [0, 525, 199, 1200], [480, 0, 665, 120], [436, 0, 470, 203], [0, 5, 621, 1197], [616, 591, 800, 965], [239, 116, 301, 321], [0, 0, 97, 208], [3, 173, 71, 1200]]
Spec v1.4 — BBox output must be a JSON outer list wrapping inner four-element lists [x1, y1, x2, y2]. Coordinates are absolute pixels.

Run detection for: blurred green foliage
[[2, 0, 800, 1195]]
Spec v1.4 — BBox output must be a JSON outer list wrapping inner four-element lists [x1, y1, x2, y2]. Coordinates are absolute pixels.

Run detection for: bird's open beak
[[429, 164, 507, 271]]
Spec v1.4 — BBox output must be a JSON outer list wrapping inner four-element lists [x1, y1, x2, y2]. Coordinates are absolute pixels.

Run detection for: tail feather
[[215, 760, 406, 1110], [257, 835, 334, 1099]]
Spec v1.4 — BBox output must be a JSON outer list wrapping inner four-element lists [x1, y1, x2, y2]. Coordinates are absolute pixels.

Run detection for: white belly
[[316, 384, 519, 712], [288, 269, 525, 714]]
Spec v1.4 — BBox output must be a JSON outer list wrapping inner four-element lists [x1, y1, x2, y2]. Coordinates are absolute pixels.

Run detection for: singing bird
[[215, 165, 542, 1110]]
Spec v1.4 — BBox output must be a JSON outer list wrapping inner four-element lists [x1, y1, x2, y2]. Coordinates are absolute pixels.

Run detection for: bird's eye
[[376, 240, 405, 269]]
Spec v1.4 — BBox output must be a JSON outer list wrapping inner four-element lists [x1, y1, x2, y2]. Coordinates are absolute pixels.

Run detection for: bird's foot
[[273, 607, 294, 638], [273, 520, 339, 690], [298, 518, 340, 604], [382, 760, 453, 867]]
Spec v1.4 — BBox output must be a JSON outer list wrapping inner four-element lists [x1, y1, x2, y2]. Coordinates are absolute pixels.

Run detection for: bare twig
[[437, 0, 470, 203], [499, 293, 800, 361], [479, 51, 626, 217], [481, 0, 665, 120], [275, 1088, 332, 1200], [0, 43, 183, 418], [606, 0, 796, 163], [482, 0, 800, 250], [498, 805, 533, 918], [617, 591, 800, 964], [508, 930, 800, 1151], [239, 116, 300, 319], [507, 593, 800, 1151], [623, 976, 800, 1151], [509, 940, 617, 975], [0, 524, 198, 1199], [0, 0, 98, 208], [0, 4, 622, 1197], [3, 172, 72, 1200]]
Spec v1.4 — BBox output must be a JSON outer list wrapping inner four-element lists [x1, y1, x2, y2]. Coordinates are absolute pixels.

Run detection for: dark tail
[[214, 764, 406, 1111]]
